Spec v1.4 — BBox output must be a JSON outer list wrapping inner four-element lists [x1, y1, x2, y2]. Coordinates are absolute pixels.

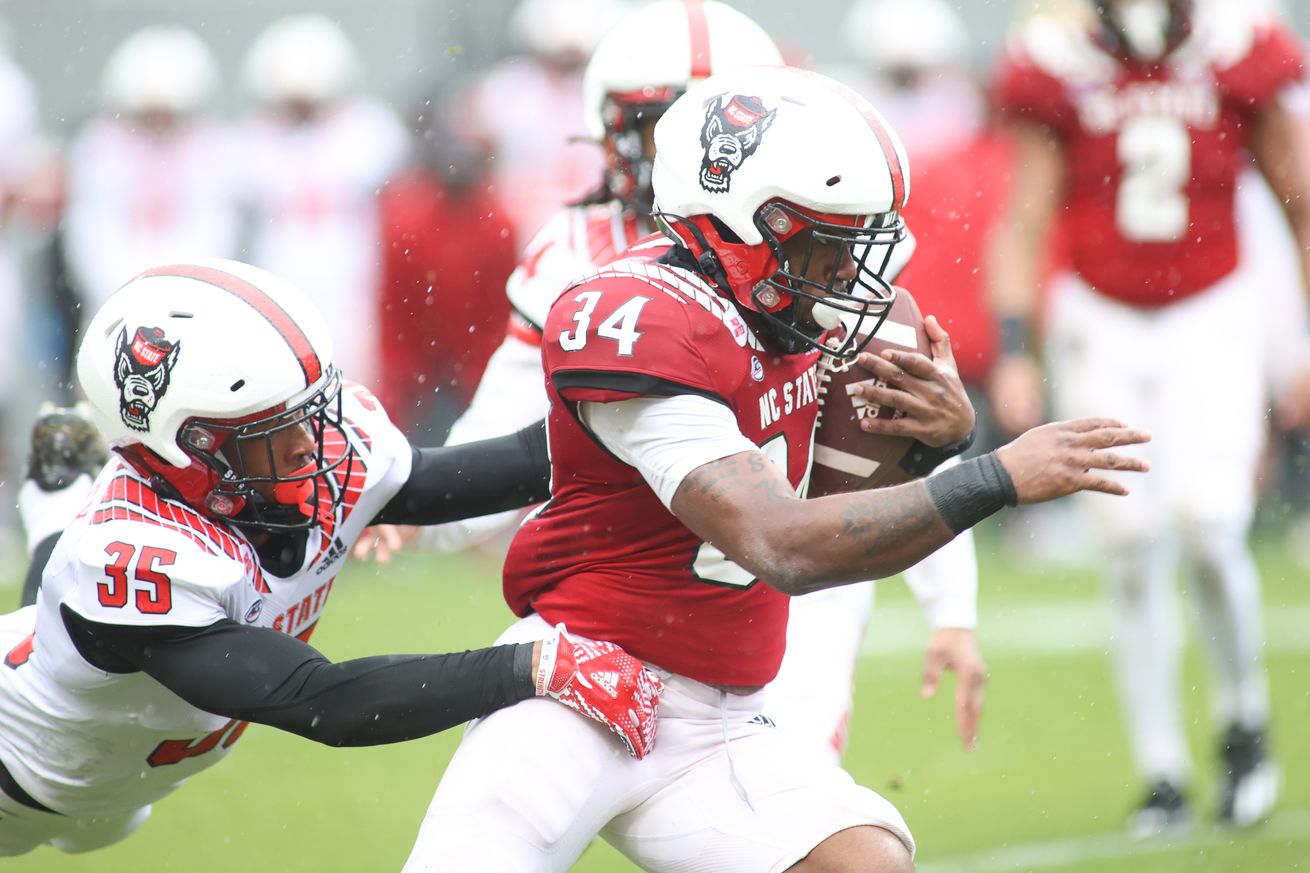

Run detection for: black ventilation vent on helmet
[[230, 380, 245, 392], [826, 175, 842, 187], [707, 214, 743, 244], [169, 311, 194, 319]]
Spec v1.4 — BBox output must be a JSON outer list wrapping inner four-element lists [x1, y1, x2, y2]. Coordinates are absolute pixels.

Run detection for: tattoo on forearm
[[838, 484, 938, 553]]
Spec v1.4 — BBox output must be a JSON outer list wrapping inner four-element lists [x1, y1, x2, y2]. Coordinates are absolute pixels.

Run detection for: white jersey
[[62, 116, 242, 314], [237, 99, 408, 388], [0, 384, 411, 818], [425, 201, 646, 552]]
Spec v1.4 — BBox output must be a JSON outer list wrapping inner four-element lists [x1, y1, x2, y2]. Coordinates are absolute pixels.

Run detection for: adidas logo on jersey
[[590, 670, 621, 698]]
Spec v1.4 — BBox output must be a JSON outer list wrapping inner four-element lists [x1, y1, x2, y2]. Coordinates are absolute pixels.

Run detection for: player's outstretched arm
[[371, 420, 551, 526], [61, 608, 660, 756], [670, 418, 1149, 595]]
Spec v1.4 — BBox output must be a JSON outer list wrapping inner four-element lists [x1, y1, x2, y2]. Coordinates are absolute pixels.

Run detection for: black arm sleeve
[[371, 421, 551, 526], [61, 607, 537, 747]]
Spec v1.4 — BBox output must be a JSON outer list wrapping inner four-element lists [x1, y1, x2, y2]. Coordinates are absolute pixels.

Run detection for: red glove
[[534, 624, 663, 759]]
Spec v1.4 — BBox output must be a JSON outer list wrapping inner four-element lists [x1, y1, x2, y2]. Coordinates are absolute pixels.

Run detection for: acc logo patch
[[750, 356, 765, 382], [699, 93, 776, 194], [243, 599, 264, 623], [114, 326, 180, 432]]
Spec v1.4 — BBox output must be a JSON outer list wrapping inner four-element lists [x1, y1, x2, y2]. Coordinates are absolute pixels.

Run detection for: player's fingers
[[380, 525, 404, 551], [351, 538, 373, 560], [924, 315, 958, 369], [860, 414, 929, 440], [855, 351, 911, 385], [1071, 426, 1152, 449], [852, 382, 933, 419], [921, 649, 945, 699], [956, 668, 986, 750], [1059, 416, 1129, 433], [1076, 473, 1131, 496], [879, 348, 942, 381], [1086, 449, 1150, 473]]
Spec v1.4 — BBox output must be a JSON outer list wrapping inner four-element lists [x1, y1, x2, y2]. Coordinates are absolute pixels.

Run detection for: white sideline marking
[[917, 809, 1310, 872], [859, 600, 1310, 658]]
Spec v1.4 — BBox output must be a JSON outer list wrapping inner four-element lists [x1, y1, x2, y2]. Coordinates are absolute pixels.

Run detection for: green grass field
[[2, 526, 1306, 872]]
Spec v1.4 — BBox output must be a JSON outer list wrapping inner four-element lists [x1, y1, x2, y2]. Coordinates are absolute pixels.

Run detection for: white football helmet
[[509, 0, 631, 65], [77, 259, 353, 531], [652, 65, 910, 359], [242, 14, 360, 106], [581, 0, 782, 211], [844, 0, 970, 76], [100, 26, 219, 116]]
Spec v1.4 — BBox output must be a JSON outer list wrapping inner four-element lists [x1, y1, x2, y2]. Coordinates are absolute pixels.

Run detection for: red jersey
[[502, 250, 822, 687], [375, 167, 517, 430], [995, 10, 1304, 307]]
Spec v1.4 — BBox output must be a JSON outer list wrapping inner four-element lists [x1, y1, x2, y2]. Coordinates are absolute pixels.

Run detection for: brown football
[[808, 286, 930, 497]]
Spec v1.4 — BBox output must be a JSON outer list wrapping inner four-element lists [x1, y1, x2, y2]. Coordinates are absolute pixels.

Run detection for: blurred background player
[[61, 26, 238, 336], [988, 0, 1310, 833], [0, 26, 44, 540], [457, 0, 629, 247], [237, 14, 409, 390], [375, 86, 517, 440], [840, 0, 983, 167]]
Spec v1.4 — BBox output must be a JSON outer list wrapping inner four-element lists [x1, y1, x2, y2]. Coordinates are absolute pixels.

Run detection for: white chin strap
[[1118, 0, 1170, 61]]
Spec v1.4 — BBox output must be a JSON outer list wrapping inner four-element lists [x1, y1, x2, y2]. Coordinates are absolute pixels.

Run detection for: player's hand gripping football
[[534, 624, 663, 759], [997, 417, 1151, 503], [849, 315, 975, 447]]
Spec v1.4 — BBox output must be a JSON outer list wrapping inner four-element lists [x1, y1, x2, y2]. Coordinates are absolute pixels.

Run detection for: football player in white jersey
[[359, 0, 986, 762], [0, 260, 660, 857]]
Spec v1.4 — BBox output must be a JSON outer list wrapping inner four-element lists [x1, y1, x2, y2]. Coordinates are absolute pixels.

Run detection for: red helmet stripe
[[685, 0, 712, 79], [796, 69, 908, 209], [135, 264, 323, 386]]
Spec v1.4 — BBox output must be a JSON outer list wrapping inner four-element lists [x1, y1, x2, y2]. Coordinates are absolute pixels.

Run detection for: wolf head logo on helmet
[[698, 94, 776, 193], [113, 326, 180, 432], [79, 259, 354, 533]]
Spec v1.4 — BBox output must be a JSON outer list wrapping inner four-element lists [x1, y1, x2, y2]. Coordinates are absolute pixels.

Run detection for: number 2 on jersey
[[1115, 115, 1191, 242], [558, 290, 651, 356], [101, 542, 176, 614]]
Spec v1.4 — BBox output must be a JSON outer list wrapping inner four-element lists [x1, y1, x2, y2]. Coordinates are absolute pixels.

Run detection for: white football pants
[[1046, 265, 1270, 785]]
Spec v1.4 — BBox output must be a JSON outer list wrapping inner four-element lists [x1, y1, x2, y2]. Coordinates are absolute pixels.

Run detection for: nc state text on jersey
[[759, 365, 820, 429]]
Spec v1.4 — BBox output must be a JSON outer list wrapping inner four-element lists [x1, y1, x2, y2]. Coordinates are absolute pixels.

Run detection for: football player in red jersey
[[987, 0, 1309, 834], [0, 260, 660, 857], [402, 65, 1149, 873], [355, 0, 984, 767]]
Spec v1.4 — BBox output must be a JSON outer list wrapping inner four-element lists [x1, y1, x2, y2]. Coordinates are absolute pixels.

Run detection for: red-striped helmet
[[582, 0, 782, 211], [652, 65, 910, 359], [76, 259, 352, 531]]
